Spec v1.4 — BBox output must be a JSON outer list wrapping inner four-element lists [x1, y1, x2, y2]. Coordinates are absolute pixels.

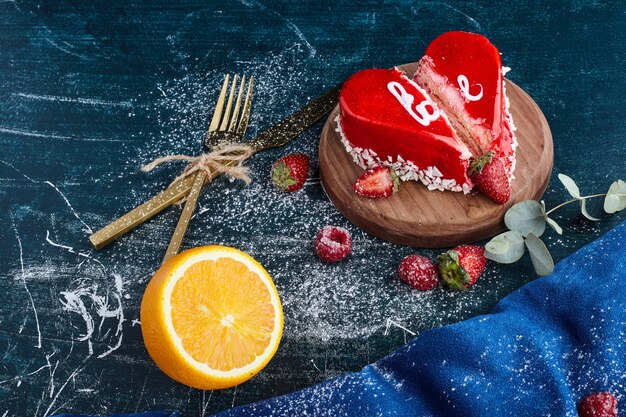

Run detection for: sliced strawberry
[[353, 166, 400, 198], [469, 151, 510, 204]]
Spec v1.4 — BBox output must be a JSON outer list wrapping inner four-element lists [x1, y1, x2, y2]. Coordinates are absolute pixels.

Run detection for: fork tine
[[219, 74, 238, 131], [228, 75, 246, 132], [208, 74, 230, 133], [236, 76, 254, 136]]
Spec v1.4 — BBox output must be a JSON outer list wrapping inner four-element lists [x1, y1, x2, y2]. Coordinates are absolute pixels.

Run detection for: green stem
[[545, 193, 626, 216]]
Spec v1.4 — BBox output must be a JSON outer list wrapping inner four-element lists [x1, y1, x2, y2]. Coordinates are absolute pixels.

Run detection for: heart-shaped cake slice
[[414, 31, 517, 180], [337, 67, 473, 193]]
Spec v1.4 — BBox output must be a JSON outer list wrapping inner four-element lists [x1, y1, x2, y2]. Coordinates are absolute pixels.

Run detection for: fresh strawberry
[[271, 153, 310, 192], [469, 151, 510, 205], [438, 245, 486, 291], [353, 166, 400, 198], [578, 392, 618, 417], [397, 255, 439, 291], [315, 226, 352, 262]]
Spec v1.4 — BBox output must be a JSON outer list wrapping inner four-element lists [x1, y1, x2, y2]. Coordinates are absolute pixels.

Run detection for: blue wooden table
[[0, 1, 624, 416]]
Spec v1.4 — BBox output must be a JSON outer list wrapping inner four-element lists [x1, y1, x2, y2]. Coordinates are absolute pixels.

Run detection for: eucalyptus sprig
[[485, 174, 626, 276]]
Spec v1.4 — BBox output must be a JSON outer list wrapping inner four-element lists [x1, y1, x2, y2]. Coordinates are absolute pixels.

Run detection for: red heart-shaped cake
[[337, 31, 517, 194], [338, 67, 473, 192]]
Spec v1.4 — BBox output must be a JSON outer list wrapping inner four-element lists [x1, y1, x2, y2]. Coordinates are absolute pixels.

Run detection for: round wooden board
[[319, 63, 554, 248]]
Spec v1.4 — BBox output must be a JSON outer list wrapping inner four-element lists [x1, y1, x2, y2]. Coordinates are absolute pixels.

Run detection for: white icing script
[[457, 74, 483, 101], [387, 81, 440, 126]]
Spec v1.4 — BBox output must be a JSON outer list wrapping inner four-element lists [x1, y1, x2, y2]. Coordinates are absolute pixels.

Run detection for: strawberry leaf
[[504, 200, 546, 237], [390, 169, 400, 194], [485, 231, 525, 264], [558, 174, 581, 199], [525, 233, 554, 276], [437, 251, 470, 291], [468, 151, 494, 176]]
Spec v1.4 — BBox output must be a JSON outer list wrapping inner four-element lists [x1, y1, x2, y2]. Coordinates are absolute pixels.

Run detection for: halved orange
[[140, 245, 283, 390]]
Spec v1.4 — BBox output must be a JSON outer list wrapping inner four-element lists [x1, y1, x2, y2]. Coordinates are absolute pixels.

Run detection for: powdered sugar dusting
[[124, 48, 515, 344]]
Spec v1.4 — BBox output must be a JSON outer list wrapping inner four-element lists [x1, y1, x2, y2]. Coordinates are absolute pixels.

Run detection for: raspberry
[[315, 226, 352, 262], [578, 392, 618, 417], [397, 255, 439, 291]]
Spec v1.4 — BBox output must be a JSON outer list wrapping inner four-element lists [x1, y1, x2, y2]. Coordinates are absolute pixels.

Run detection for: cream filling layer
[[414, 59, 487, 155], [415, 58, 518, 183]]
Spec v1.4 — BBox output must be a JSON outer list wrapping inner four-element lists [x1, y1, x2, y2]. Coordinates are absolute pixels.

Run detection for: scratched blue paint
[[0, 0, 624, 416]]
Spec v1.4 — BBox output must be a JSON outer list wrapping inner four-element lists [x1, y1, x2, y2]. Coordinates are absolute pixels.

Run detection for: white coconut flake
[[502, 79, 519, 184], [334, 116, 472, 194]]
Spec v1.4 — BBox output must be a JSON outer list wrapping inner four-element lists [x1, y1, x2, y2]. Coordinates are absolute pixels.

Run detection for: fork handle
[[163, 171, 206, 262], [88, 175, 196, 249], [88, 162, 234, 249]]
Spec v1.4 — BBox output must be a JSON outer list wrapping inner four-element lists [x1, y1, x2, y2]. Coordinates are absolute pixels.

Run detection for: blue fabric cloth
[[213, 221, 626, 417], [54, 221, 626, 417]]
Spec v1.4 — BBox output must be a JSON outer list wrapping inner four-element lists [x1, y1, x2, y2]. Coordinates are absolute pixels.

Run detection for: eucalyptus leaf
[[580, 199, 600, 221], [504, 200, 546, 237], [485, 231, 525, 264], [604, 194, 621, 214], [525, 233, 554, 276], [607, 179, 626, 194], [545, 217, 563, 234], [604, 180, 626, 213], [558, 174, 581, 199]]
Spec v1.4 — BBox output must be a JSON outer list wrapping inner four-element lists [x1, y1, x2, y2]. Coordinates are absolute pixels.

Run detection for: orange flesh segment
[[170, 258, 276, 371]]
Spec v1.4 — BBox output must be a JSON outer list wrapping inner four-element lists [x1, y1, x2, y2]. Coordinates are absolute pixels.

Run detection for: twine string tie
[[141, 143, 254, 186]]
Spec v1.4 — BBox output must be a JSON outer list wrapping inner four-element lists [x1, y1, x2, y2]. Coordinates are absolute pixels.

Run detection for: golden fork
[[89, 83, 339, 250], [162, 74, 254, 262]]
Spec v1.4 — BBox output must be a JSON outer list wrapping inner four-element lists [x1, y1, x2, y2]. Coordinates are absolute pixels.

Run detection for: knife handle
[[89, 169, 221, 249]]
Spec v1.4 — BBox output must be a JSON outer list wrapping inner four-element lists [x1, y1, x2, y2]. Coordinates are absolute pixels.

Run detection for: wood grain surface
[[319, 63, 554, 248]]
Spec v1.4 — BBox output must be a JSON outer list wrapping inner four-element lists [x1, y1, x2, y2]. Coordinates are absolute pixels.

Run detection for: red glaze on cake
[[414, 31, 517, 180], [337, 67, 473, 193]]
